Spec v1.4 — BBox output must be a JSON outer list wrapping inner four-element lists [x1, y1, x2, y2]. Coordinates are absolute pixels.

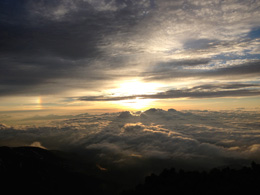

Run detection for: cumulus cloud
[[1, 109, 260, 170]]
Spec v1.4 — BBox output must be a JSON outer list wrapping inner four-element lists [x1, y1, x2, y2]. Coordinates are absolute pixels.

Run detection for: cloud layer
[[1, 109, 260, 171]]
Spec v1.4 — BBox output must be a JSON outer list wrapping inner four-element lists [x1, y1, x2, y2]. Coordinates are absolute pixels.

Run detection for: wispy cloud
[[143, 59, 260, 81], [78, 83, 260, 101]]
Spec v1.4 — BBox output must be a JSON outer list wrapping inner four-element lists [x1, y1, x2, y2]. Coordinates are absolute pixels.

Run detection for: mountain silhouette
[[1, 146, 260, 195], [0, 146, 106, 195], [122, 162, 260, 195]]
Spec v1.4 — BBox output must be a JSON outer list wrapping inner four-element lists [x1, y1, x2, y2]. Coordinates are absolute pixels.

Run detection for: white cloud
[[1, 109, 259, 170], [30, 141, 47, 149]]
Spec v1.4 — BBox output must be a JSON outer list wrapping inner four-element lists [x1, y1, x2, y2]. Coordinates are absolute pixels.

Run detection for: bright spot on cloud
[[37, 97, 42, 104], [30, 141, 46, 149], [36, 97, 43, 110]]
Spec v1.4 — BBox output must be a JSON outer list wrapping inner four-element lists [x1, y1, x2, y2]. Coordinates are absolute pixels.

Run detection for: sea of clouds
[[1, 108, 260, 173]]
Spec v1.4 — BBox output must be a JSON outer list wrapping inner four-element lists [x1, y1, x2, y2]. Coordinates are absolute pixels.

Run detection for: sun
[[108, 79, 161, 96], [107, 79, 161, 109]]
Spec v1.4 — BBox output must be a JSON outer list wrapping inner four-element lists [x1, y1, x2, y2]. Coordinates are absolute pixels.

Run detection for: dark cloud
[[151, 58, 211, 72], [78, 83, 260, 101], [0, 1, 94, 95], [144, 59, 260, 80], [0, 0, 154, 59], [184, 39, 217, 50], [78, 95, 137, 101], [142, 88, 260, 99], [0, 0, 153, 96], [208, 60, 260, 77], [0, 2, 102, 59]]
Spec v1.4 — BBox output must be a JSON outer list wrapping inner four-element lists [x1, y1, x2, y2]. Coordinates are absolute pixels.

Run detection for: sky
[[0, 0, 260, 115]]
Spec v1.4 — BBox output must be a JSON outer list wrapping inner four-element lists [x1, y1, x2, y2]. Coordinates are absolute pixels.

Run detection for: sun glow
[[107, 80, 161, 109], [108, 80, 162, 96], [36, 96, 43, 110], [116, 97, 155, 110]]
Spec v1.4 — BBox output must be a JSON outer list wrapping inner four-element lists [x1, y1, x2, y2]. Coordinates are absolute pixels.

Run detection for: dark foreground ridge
[[1, 146, 260, 195], [122, 162, 260, 195], [0, 146, 107, 195]]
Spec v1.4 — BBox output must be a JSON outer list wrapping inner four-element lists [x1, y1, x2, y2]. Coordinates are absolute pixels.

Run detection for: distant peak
[[144, 108, 164, 114], [118, 111, 133, 118]]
